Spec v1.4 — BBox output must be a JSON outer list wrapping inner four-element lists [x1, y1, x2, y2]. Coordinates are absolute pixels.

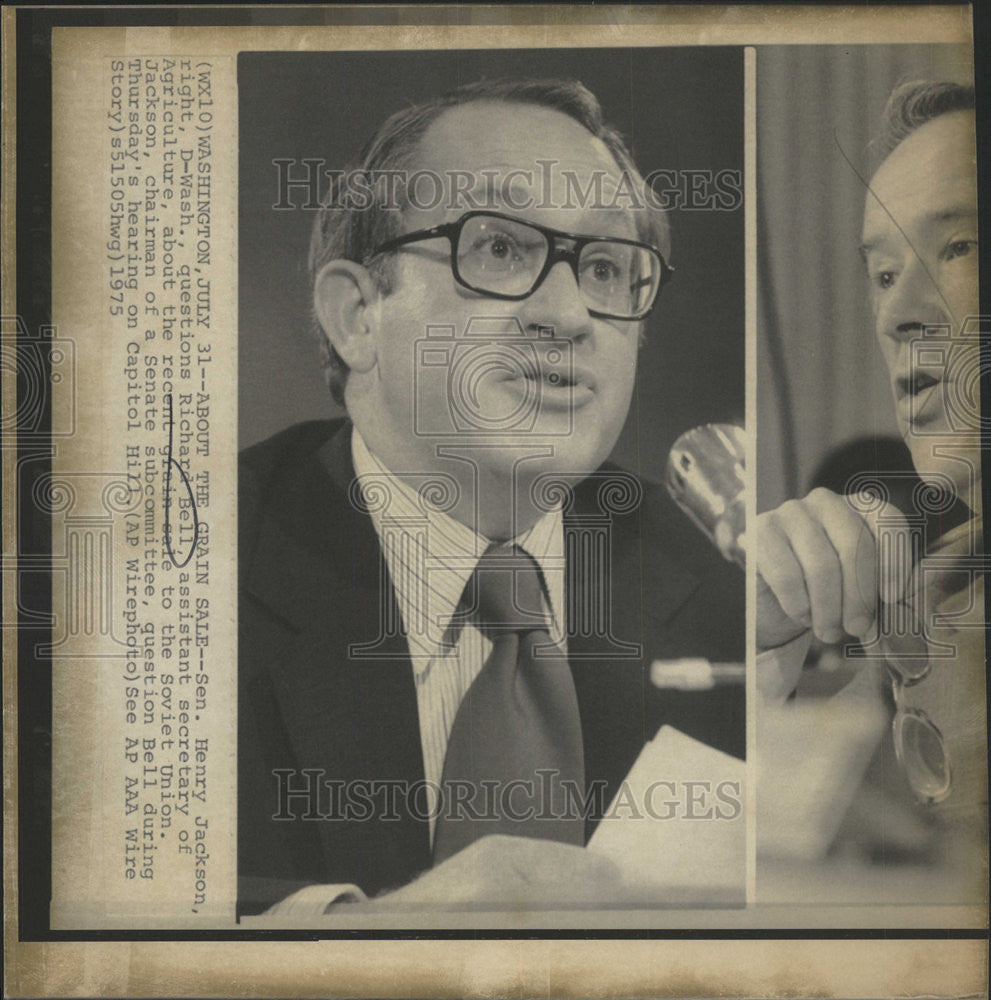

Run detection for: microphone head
[[665, 423, 746, 568]]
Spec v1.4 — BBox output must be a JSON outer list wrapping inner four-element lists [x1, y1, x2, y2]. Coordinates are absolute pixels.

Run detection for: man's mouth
[[897, 370, 940, 400], [507, 362, 596, 409], [523, 368, 577, 388], [895, 367, 944, 427], [513, 360, 595, 389]]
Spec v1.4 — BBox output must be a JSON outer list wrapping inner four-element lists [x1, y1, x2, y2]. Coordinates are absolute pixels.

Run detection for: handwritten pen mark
[[163, 392, 200, 568]]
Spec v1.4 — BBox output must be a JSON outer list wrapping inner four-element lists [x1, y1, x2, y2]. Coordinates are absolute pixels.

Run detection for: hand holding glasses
[[845, 490, 951, 805], [879, 588, 951, 805]]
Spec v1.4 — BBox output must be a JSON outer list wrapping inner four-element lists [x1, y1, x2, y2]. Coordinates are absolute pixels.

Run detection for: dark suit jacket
[[238, 419, 744, 914]]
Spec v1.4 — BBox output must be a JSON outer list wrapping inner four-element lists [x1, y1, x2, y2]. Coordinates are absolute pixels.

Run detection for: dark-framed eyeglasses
[[366, 210, 673, 321]]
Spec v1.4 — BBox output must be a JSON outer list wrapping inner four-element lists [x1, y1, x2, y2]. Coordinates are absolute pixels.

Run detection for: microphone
[[665, 423, 746, 569], [653, 424, 747, 692]]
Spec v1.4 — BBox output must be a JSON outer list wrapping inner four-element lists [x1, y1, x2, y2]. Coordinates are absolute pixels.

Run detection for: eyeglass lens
[[887, 663, 952, 804], [879, 630, 932, 683], [455, 215, 658, 317], [880, 621, 951, 802], [892, 701, 952, 804]]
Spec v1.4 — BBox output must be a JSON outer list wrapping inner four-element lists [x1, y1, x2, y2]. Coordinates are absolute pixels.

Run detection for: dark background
[[238, 48, 745, 482]]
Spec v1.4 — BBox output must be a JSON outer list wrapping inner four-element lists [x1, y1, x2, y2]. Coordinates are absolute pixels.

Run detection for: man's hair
[[873, 79, 975, 166], [308, 76, 669, 406]]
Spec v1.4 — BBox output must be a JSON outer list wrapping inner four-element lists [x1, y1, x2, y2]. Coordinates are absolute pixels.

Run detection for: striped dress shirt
[[351, 427, 566, 840]]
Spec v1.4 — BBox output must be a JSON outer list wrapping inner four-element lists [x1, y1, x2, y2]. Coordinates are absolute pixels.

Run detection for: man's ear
[[313, 260, 382, 374]]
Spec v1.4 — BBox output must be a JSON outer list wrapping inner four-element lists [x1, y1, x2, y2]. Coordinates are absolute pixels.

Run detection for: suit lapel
[[244, 434, 717, 865], [564, 472, 701, 832], [243, 422, 430, 882]]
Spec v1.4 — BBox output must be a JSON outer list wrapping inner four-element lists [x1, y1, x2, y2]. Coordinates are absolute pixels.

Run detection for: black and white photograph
[[754, 44, 987, 911], [236, 47, 747, 919], [4, 5, 987, 998]]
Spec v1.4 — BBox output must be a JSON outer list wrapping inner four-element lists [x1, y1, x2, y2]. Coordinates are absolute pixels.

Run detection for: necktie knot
[[470, 544, 548, 637]]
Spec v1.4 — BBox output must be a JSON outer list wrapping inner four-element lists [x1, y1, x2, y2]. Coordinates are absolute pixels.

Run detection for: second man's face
[[364, 101, 658, 491], [861, 111, 980, 497]]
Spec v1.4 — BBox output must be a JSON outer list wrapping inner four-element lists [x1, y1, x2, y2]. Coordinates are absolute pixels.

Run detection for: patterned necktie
[[432, 543, 586, 865]]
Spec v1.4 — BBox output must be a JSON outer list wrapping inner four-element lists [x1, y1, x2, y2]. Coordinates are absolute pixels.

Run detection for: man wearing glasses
[[237, 78, 744, 915]]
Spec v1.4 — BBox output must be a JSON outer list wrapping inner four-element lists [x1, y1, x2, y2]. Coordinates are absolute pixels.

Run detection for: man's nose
[[877, 255, 948, 344], [517, 261, 595, 340]]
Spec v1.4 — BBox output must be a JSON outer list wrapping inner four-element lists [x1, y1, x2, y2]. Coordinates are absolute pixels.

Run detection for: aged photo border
[[4, 3, 988, 997]]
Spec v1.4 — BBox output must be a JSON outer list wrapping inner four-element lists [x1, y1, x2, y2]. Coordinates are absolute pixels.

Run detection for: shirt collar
[[350, 427, 564, 663]]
